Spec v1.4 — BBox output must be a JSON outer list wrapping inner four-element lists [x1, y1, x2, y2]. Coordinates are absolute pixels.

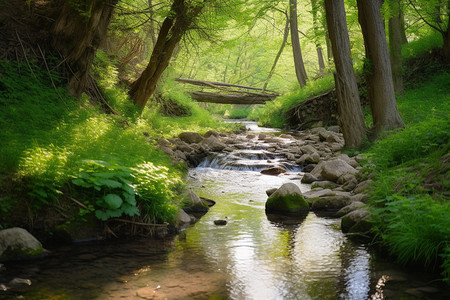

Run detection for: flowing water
[[1, 121, 449, 299]]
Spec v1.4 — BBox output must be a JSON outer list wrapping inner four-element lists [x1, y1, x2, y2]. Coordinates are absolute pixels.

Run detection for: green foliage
[[71, 160, 139, 221], [364, 117, 449, 169], [132, 162, 182, 223], [371, 194, 450, 270]]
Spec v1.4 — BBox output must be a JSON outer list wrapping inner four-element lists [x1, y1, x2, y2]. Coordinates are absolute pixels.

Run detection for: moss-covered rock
[[0, 227, 45, 260], [265, 183, 309, 213]]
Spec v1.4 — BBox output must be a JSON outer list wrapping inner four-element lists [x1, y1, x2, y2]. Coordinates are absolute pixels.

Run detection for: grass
[[362, 69, 450, 280], [0, 57, 237, 229]]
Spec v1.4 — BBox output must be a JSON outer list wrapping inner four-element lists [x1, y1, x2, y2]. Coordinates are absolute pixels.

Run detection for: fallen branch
[[67, 196, 88, 210], [108, 218, 168, 227]]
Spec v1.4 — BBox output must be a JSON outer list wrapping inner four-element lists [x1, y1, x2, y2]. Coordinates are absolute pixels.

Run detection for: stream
[[1, 121, 449, 299]]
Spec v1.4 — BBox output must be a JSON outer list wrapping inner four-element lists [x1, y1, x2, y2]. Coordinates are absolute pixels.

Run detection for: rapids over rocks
[[0, 121, 449, 300]]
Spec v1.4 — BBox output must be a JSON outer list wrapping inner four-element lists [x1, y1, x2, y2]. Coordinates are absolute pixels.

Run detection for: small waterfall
[[197, 150, 301, 172]]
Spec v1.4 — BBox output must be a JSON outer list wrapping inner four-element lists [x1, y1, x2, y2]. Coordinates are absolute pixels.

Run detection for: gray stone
[[341, 209, 372, 233], [321, 159, 357, 182], [178, 132, 204, 144], [336, 201, 365, 217], [310, 194, 352, 211], [311, 180, 340, 189], [266, 188, 277, 196], [301, 173, 318, 184], [299, 145, 317, 155], [199, 136, 226, 152], [204, 130, 220, 138], [0, 228, 44, 259], [354, 180, 372, 194], [214, 220, 227, 226], [265, 183, 309, 213], [183, 189, 209, 213], [174, 209, 193, 228]]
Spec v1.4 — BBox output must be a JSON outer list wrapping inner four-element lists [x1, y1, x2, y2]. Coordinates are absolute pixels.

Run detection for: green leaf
[[95, 210, 109, 221], [122, 183, 135, 195], [72, 178, 92, 188], [97, 178, 123, 189], [121, 203, 140, 217], [122, 191, 136, 205], [103, 194, 123, 209]]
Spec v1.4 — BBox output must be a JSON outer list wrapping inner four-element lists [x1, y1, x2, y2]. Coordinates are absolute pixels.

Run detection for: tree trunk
[[129, 0, 203, 108], [357, 0, 404, 137], [325, 0, 366, 148], [263, 11, 290, 91], [399, 5, 408, 44], [389, 0, 404, 94], [311, 0, 326, 74], [289, 0, 308, 87], [52, 0, 118, 98]]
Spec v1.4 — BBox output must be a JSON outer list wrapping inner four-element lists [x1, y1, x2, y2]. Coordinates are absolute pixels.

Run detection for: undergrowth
[[362, 69, 450, 280], [0, 56, 235, 230]]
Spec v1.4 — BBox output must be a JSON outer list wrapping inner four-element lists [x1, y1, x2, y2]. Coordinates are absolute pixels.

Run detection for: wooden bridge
[[175, 78, 279, 105]]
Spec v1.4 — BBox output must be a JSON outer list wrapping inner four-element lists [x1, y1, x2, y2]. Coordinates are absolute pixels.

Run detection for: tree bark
[[357, 0, 404, 137], [389, 0, 404, 94], [52, 0, 118, 98], [263, 11, 290, 91], [325, 0, 366, 148], [129, 0, 203, 108], [289, 0, 308, 87], [311, 0, 326, 74]]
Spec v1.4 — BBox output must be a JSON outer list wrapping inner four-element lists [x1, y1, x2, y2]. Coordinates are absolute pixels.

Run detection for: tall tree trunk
[[357, 0, 404, 137], [263, 11, 290, 91], [311, 0, 326, 74], [325, 0, 366, 148], [389, 0, 404, 94], [52, 0, 118, 98], [289, 0, 308, 87], [399, 5, 408, 44], [129, 0, 203, 108]]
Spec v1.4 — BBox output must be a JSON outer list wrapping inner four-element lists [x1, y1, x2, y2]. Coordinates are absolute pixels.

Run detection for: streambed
[[0, 121, 448, 299]]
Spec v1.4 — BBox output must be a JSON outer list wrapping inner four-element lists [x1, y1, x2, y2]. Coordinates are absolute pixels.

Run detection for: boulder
[[341, 209, 372, 233], [336, 201, 365, 217], [354, 180, 372, 194], [182, 189, 209, 213], [0, 228, 45, 260], [260, 166, 286, 176], [199, 136, 226, 152], [311, 180, 340, 189], [178, 132, 204, 144], [310, 161, 326, 178], [299, 145, 317, 155], [321, 159, 357, 182], [204, 130, 220, 138], [301, 173, 318, 184], [265, 183, 309, 213], [302, 164, 316, 173], [310, 194, 352, 211], [174, 209, 193, 228], [266, 188, 277, 196]]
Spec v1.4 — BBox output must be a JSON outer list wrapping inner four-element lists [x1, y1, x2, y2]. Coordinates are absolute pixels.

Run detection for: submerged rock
[[214, 220, 227, 226], [183, 189, 209, 213], [265, 183, 309, 213], [341, 209, 372, 233], [0, 228, 45, 260]]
